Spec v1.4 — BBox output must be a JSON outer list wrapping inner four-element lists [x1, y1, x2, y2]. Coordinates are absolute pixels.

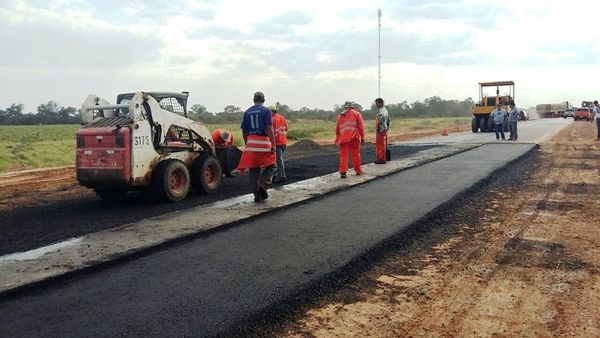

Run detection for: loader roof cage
[[477, 81, 515, 107], [117, 92, 190, 117], [479, 81, 514, 87]]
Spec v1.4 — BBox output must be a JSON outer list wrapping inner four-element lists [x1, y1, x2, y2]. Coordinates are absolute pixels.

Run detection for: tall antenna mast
[[377, 8, 382, 98]]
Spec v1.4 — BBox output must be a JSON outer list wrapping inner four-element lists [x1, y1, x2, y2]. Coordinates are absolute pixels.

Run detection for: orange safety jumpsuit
[[211, 128, 235, 147], [335, 108, 365, 174], [272, 114, 288, 146], [237, 135, 276, 176]]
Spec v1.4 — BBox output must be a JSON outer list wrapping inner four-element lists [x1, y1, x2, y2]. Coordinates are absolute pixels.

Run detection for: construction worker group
[[219, 92, 390, 202]]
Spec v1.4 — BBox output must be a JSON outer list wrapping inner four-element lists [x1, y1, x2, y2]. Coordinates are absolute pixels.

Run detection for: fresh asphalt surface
[[0, 143, 535, 337]]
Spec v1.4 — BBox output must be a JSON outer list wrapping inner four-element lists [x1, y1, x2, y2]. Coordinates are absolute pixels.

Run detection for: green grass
[[0, 117, 472, 172], [0, 125, 78, 172]]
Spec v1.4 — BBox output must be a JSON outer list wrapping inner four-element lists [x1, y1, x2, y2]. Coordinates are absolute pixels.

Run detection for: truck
[[76, 91, 227, 202], [574, 108, 593, 121], [535, 101, 571, 118], [471, 81, 513, 133]]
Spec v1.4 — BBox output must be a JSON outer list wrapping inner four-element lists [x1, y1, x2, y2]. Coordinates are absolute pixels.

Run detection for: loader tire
[[478, 117, 485, 132], [94, 187, 128, 200], [191, 153, 222, 194], [486, 117, 494, 133], [471, 117, 478, 132], [153, 160, 190, 202]]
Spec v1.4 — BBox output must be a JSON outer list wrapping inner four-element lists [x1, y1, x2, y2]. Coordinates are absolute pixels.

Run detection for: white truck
[[76, 91, 223, 202]]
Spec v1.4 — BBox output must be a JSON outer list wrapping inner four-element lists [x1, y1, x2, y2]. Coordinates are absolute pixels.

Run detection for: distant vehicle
[[581, 101, 594, 108], [562, 108, 575, 119], [471, 81, 513, 133], [536, 101, 571, 118], [518, 109, 529, 120], [574, 108, 593, 121]]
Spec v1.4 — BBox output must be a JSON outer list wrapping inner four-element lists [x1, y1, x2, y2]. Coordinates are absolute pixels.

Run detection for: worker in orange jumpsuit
[[270, 104, 288, 183], [211, 128, 234, 147], [374, 97, 390, 164], [211, 128, 237, 177], [335, 101, 365, 178]]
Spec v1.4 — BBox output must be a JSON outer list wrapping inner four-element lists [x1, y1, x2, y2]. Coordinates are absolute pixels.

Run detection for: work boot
[[340, 173, 347, 178], [253, 191, 264, 202], [258, 186, 268, 200], [355, 171, 363, 176]]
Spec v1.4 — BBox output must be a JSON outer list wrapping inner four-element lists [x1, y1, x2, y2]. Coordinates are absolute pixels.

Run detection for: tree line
[[0, 96, 474, 125]]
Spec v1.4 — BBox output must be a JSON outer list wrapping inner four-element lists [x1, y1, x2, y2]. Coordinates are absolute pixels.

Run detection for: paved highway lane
[[401, 118, 571, 145], [0, 144, 536, 337]]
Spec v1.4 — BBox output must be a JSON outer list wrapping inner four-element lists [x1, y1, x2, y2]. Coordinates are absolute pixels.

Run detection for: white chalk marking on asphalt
[[0, 238, 83, 262]]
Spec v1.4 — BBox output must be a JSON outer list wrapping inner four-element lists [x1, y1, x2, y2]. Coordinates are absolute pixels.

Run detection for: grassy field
[[0, 117, 471, 172]]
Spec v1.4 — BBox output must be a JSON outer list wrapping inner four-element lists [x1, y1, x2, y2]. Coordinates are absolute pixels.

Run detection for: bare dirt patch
[[279, 121, 600, 337]]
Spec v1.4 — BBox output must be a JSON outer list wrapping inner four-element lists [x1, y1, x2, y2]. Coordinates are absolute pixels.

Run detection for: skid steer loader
[[76, 91, 231, 202]]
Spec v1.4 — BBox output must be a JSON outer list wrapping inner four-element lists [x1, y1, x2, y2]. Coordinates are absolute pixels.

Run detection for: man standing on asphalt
[[270, 104, 288, 183], [508, 102, 519, 141], [489, 104, 506, 141], [335, 101, 365, 178], [374, 97, 390, 164], [593, 100, 600, 140], [238, 92, 276, 202]]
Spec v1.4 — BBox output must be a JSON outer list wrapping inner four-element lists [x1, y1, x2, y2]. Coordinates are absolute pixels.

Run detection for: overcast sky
[[1, 0, 599, 113]]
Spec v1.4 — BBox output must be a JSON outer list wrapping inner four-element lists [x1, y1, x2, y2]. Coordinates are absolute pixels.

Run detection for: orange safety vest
[[237, 135, 276, 174], [211, 129, 234, 147], [272, 114, 288, 146], [335, 108, 365, 145]]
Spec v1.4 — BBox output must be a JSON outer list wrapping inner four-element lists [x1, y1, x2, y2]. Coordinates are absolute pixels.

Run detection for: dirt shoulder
[[280, 121, 600, 337]]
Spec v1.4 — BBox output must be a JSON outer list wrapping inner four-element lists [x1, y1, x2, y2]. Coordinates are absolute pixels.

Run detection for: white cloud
[[1, 0, 599, 114]]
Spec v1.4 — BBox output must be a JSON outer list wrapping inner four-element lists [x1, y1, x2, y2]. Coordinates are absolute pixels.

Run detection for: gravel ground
[[0, 143, 436, 255]]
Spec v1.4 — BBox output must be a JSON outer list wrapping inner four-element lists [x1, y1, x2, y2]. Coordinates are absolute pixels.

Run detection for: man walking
[[270, 104, 288, 183], [489, 104, 506, 141], [238, 92, 276, 202], [374, 97, 390, 164], [508, 102, 519, 141], [593, 100, 600, 140], [335, 101, 365, 178]]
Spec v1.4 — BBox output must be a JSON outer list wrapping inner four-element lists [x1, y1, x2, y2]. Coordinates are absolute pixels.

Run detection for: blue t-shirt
[[241, 104, 272, 136]]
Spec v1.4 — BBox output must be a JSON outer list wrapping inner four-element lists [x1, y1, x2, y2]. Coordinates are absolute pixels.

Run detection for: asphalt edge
[[221, 143, 540, 337], [0, 144, 479, 301]]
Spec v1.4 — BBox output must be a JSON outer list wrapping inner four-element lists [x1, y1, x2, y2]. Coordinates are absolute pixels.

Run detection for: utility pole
[[377, 8, 382, 98]]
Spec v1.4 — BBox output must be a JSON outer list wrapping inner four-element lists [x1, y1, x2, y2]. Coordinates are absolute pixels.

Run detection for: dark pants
[[509, 120, 518, 140], [216, 146, 242, 176], [248, 165, 276, 194], [596, 118, 600, 140], [495, 123, 505, 140]]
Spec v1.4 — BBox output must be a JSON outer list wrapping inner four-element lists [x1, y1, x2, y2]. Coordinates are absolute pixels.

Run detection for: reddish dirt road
[[281, 121, 600, 337]]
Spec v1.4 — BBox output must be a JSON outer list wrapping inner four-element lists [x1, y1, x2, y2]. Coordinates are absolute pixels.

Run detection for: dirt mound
[[287, 139, 323, 152]]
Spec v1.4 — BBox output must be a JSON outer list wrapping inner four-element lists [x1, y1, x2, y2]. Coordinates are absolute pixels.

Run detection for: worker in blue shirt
[[489, 104, 506, 141], [237, 92, 277, 202]]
